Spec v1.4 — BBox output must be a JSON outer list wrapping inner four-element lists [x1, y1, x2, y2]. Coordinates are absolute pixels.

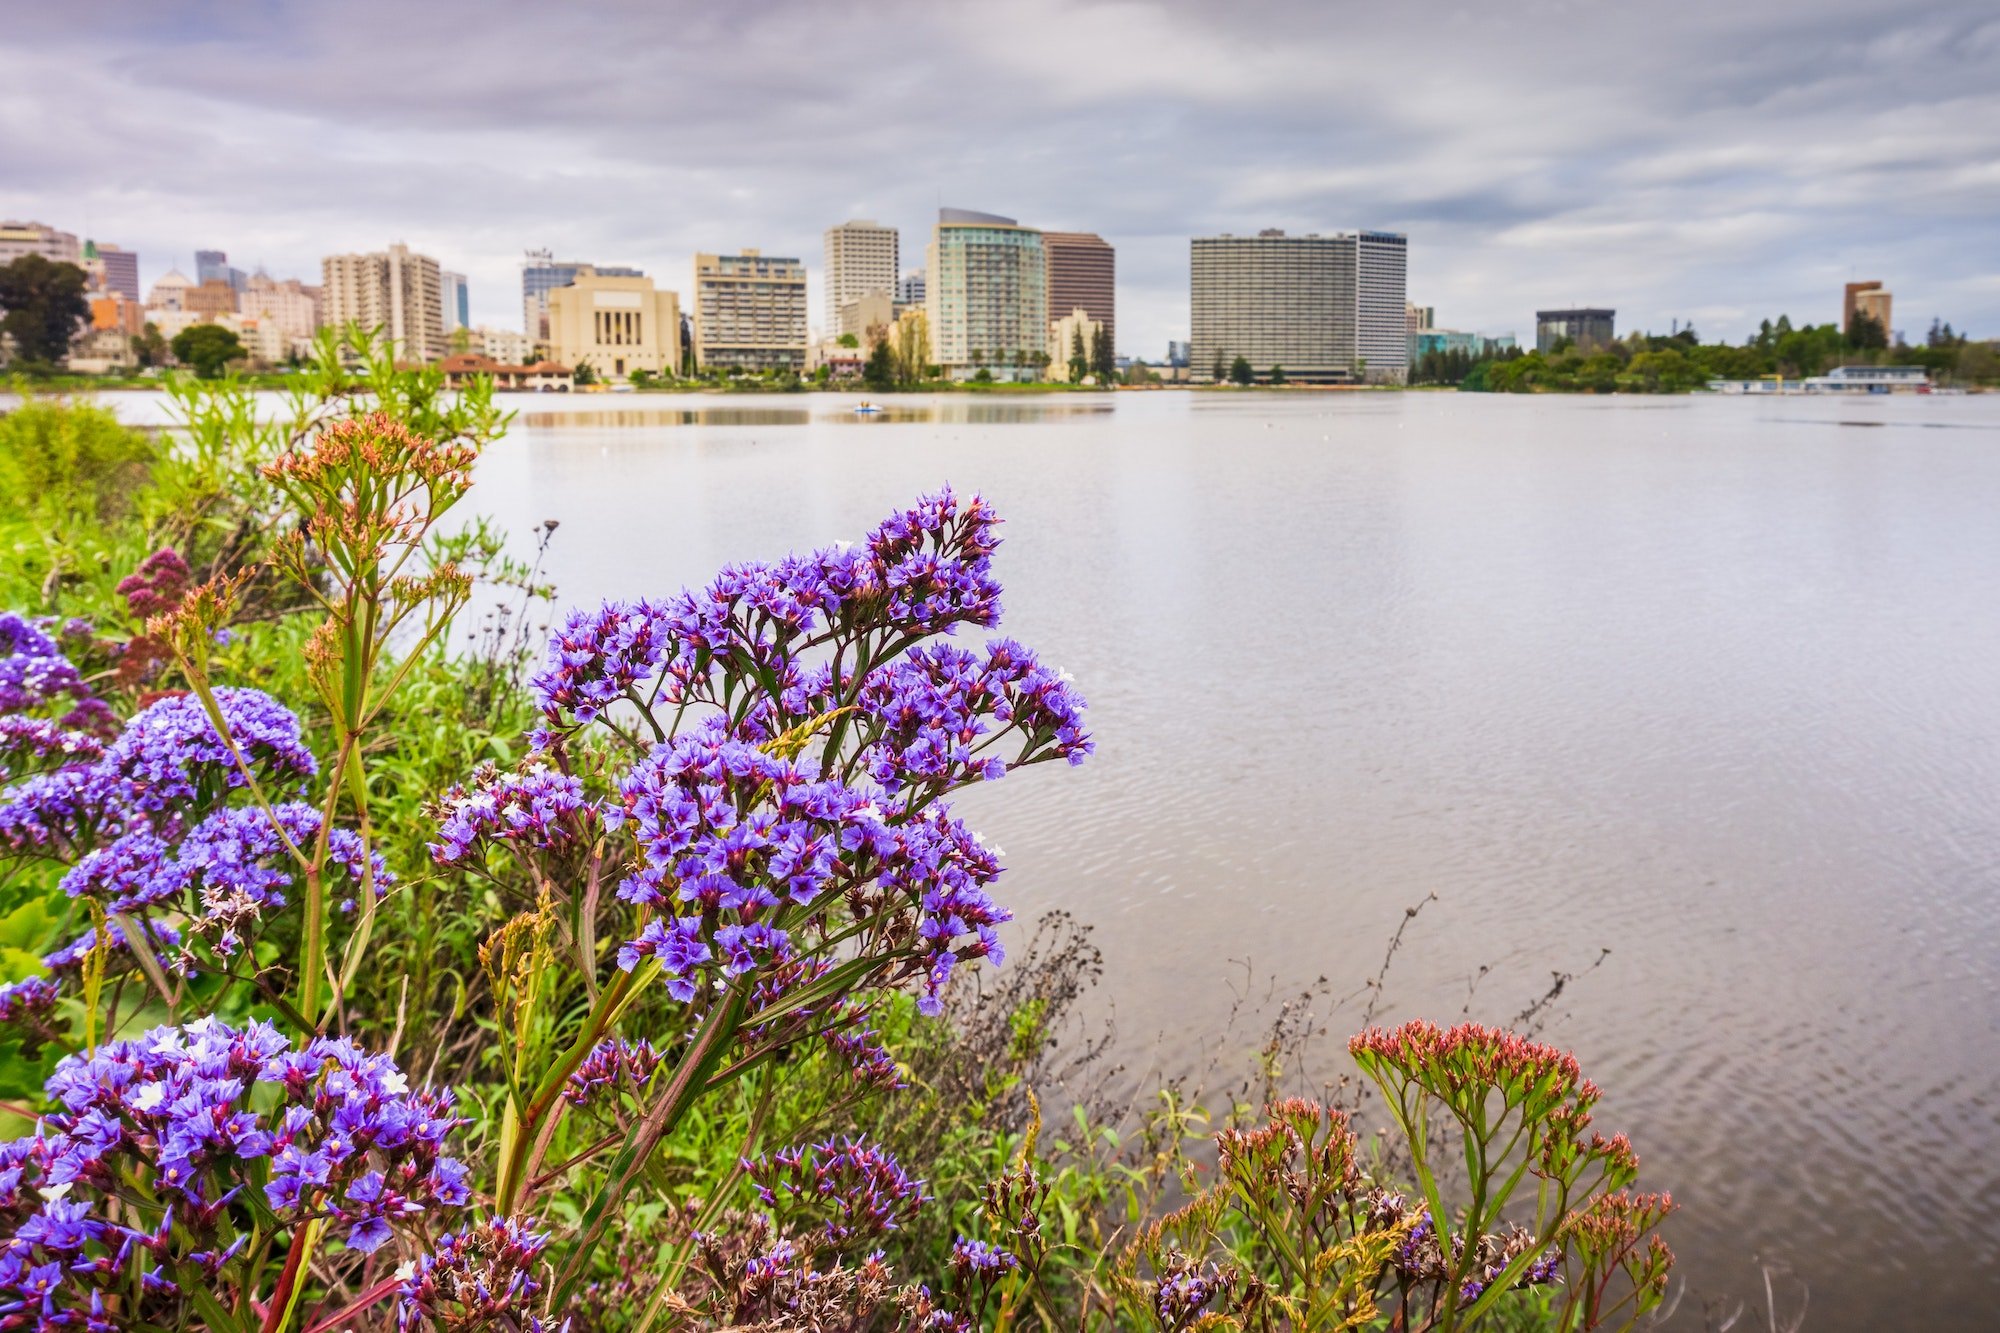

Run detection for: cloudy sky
[[5, 0, 1997, 354]]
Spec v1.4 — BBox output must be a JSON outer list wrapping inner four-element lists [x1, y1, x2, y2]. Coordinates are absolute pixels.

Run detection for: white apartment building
[[926, 208, 1046, 380], [548, 271, 682, 381], [321, 243, 446, 361], [477, 327, 533, 364], [1189, 228, 1408, 384], [693, 249, 808, 372], [0, 220, 81, 266], [823, 220, 900, 339]]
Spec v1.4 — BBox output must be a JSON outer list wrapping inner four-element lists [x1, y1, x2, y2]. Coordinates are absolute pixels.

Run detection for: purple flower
[[747, 1136, 929, 1244], [430, 763, 595, 865], [106, 688, 316, 813]]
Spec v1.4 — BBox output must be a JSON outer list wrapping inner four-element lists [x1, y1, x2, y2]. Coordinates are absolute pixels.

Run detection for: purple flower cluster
[[105, 688, 316, 814], [858, 639, 1090, 792], [950, 1236, 1018, 1282], [0, 716, 104, 782], [115, 548, 192, 621], [1154, 1257, 1228, 1328], [562, 1038, 662, 1107], [41, 917, 183, 974], [531, 488, 1004, 732], [397, 1215, 562, 1333], [430, 763, 596, 866], [0, 614, 99, 726], [0, 1017, 468, 1327], [0, 977, 56, 1027], [747, 1137, 929, 1245]]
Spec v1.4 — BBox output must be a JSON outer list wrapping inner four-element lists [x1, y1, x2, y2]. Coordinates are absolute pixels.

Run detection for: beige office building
[[823, 220, 900, 339], [1843, 281, 1893, 339], [548, 271, 682, 381], [694, 249, 808, 372], [1048, 307, 1104, 383], [321, 243, 445, 361]]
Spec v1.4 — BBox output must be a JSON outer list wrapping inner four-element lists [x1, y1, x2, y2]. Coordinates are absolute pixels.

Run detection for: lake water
[[102, 387, 2000, 1328]]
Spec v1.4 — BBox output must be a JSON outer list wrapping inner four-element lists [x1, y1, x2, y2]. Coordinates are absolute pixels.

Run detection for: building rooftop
[[939, 207, 1019, 226]]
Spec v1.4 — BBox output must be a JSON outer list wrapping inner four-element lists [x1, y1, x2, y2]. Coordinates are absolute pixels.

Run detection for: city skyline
[[2, 0, 1996, 355]]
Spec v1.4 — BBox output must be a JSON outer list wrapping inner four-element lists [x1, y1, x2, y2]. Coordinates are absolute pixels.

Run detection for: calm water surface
[[112, 388, 2000, 1328]]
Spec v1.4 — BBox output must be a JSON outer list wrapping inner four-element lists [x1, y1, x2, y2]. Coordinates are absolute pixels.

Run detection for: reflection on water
[[519, 396, 1118, 430]]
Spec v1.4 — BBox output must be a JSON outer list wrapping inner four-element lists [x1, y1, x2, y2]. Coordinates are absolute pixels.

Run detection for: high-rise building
[[82, 241, 140, 301], [692, 249, 808, 372], [1189, 228, 1409, 384], [195, 249, 248, 294], [548, 270, 681, 381], [1535, 308, 1615, 354], [1043, 231, 1115, 355], [1166, 340, 1190, 368], [1354, 232, 1409, 381], [926, 208, 1047, 380], [521, 250, 643, 344], [823, 221, 899, 339], [0, 221, 81, 266], [322, 243, 446, 361], [1843, 281, 1892, 339], [1406, 303, 1434, 332], [238, 274, 321, 342], [896, 270, 926, 307], [439, 271, 470, 332]]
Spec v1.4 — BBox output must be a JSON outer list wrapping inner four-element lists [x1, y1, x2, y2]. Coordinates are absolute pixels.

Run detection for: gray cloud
[[4, 0, 1996, 353]]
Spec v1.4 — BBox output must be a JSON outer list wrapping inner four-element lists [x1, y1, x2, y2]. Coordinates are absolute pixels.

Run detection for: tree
[[1212, 350, 1227, 383], [1846, 310, 1887, 350], [1229, 355, 1254, 386], [572, 360, 598, 386], [1068, 327, 1087, 383], [863, 337, 896, 391], [1269, 365, 1287, 385], [0, 254, 91, 366], [893, 311, 930, 388], [837, 332, 860, 349], [169, 323, 247, 379], [1090, 325, 1114, 379], [131, 321, 169, 369], [449, 326, 474, 354]]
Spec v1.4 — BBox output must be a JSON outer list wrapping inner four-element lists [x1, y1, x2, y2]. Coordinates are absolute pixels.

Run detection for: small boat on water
[[854, 402, 885, 414]]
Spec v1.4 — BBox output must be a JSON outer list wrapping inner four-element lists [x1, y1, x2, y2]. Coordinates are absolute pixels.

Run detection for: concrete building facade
[[185, 280, 240, 320], [196, 250, 248, 294], [322, 243, 446, 361], [693, 249, 808, 372], [522, 250, 643, 345], [1535, 308, 1615, 354], [823, 221, 900, 339], [926, 209, 1047, 379], [146, 269, 193, 312], [1191, 228, 1409, 383], [548, 270, 682, 381], [0, 221, 81, 266], [1043, 231, 1116, 356]]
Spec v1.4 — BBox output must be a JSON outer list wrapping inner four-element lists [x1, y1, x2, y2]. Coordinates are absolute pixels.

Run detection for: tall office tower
[[692, 248, 809, 372], [1534, 308, 1616, 354], [925, 208, 1046, 379], [1842, 281, 1892, 339], [321, 242, 446, 361], [896, 270, 926, 306], [0, 220, 82, 265], [521, 250, 644, 344], [1043, 231, 1116, 354], [440, 271, 470, 331], [83, 241, 141, 300], [195, 249, 248, 293], [1354, 231, 1409, 382], [1190, 228, 1409, 383], [823, 220, 900, 338]]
